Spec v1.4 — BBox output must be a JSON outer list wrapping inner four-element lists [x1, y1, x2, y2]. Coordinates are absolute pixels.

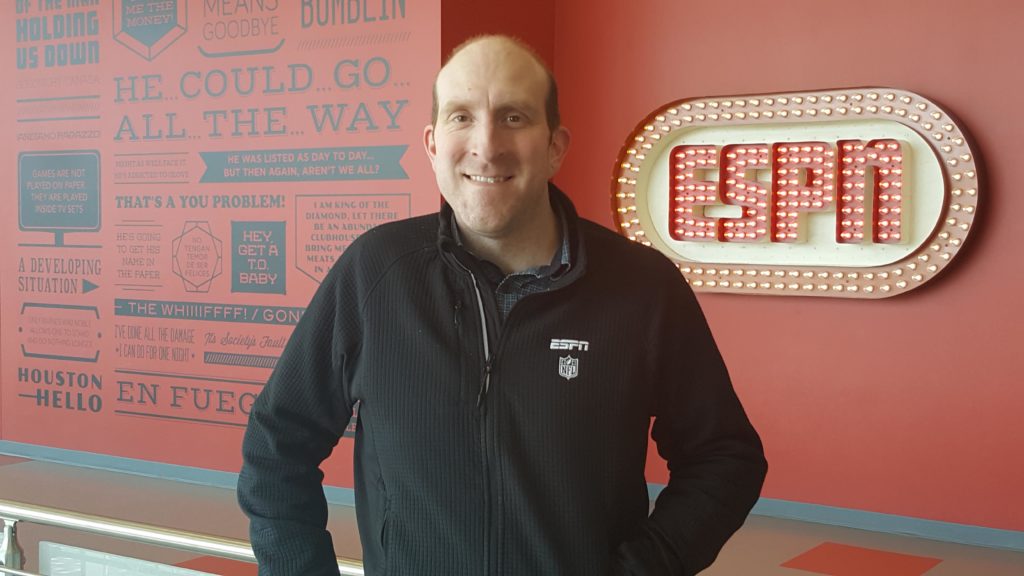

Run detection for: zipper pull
[[476, 360, 492, 407], [454, 300, 462, 327]]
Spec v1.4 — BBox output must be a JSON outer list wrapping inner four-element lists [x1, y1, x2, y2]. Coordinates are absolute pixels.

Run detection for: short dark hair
[[431, 35, 560, 132]]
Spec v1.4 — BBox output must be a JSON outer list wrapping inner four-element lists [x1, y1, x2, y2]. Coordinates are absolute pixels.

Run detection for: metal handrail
[[0, 565, 40, 573], [0, 567, 41, 576], [0, 499, 363, 575]]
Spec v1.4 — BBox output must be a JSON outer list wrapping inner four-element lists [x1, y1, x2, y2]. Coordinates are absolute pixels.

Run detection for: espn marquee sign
[[612, 88, 979, 298]]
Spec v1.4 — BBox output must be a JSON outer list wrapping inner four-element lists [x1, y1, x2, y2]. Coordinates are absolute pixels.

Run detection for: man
[[238, 35, 767, 576]]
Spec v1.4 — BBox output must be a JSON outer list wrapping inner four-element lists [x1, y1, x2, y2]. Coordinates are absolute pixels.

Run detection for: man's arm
[[237, 267, 356, 575], [615, 261, 768, 575]]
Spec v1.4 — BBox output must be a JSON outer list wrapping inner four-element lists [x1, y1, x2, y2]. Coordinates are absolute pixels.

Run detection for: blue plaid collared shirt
[[452, 206, 571, 322]]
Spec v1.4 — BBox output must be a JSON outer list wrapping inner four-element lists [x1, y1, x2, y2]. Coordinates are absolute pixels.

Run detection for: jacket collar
[[437, 182, 587, 286]]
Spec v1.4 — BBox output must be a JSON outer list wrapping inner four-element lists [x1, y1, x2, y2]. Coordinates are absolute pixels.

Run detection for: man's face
[[424, 40, 570, 243]]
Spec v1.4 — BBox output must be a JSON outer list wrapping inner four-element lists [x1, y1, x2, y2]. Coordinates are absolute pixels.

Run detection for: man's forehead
[[435, 39, 547, 106], [442, 37, 539, 75]]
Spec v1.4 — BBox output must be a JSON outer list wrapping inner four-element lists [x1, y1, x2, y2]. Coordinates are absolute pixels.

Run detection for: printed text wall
[[2, 0, 441, 487]]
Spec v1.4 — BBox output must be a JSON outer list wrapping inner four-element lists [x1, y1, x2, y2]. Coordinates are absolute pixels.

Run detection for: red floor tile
[[175, 556, 258, 575], [782, 541, 942, 576]]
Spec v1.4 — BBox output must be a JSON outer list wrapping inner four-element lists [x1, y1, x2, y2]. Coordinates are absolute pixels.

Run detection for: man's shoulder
[[575, 217, 702, 311], [325, 213, 438, 284], [354, 213, 438, 253], [577, 217, 677, 274]]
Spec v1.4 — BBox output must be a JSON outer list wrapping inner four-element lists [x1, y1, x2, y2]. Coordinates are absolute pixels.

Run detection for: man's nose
[[468, 119, 506, 161]]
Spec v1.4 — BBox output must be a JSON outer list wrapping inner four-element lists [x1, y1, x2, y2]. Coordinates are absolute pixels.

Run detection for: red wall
[[6, 0, 1020, 537], [441, 0, 556, 65], [552, 0, 1024, 531]]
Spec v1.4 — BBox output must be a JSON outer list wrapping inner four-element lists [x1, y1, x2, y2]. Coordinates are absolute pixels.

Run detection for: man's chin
[[452, 214, 513, 241]]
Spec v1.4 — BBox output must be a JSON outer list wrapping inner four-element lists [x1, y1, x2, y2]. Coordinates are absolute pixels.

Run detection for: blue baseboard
[[647, 482, 1024, 552], [0, 440, 357, 506], [3, 441, 1020, 552]]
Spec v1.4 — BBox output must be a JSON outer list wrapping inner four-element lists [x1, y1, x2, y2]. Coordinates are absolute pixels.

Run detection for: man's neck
[[459, 201, 559, 275]]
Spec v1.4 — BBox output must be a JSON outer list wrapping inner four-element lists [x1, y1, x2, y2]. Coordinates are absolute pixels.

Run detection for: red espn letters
[[670, 140, 903, 244]]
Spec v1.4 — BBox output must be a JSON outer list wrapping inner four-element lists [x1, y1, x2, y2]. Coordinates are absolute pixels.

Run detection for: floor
[[1, 455, 1022, 575]]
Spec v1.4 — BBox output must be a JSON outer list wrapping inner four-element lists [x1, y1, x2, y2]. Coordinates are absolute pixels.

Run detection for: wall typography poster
[[2, 0, 440, 484]]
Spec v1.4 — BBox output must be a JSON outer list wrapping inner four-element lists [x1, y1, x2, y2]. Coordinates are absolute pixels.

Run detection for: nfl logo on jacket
[[558, 355, 579, 380]]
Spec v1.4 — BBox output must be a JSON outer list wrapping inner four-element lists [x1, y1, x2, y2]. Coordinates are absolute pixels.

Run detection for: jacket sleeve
[[614, 260, 768, 575], [237, 262, 358, 576]]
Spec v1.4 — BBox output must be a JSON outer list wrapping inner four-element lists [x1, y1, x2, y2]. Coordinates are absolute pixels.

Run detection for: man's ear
[[548, 125, 571, 175], [423, 124, 437, 169]]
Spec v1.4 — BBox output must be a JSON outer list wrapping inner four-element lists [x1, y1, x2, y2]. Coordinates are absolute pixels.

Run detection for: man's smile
[[465, 174, 513, 184]]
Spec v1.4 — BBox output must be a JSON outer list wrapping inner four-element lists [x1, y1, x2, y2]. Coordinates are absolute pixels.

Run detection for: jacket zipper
[[469, 276, 492, 406], [454, 260, 495, 574], [454, 262, 493, 405]]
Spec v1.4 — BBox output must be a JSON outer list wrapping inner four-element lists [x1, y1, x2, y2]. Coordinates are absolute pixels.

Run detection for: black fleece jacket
[[238, 186, 767, 575]]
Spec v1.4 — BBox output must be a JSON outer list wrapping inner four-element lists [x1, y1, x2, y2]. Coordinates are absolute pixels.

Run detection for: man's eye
[[506, 114, 523, 123], [451, 114, 469, 123]]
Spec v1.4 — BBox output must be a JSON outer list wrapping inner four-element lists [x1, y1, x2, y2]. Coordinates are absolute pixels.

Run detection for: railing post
[[0, 517, 24, 570]]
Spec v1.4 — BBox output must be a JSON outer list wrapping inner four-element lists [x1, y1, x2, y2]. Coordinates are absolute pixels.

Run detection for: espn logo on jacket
[[550, 338, 589, 352]]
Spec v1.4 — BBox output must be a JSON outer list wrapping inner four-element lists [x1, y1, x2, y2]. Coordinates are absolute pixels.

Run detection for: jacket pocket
[[376, 501, 392, 576], [379, 501, 391, 550]]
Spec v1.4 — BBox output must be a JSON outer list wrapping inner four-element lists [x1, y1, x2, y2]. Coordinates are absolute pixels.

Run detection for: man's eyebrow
[[439, 99, 469, 112], [437, 100, 473, 120], [496, 100, 538, 114], [439, 98, 540, 117]]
